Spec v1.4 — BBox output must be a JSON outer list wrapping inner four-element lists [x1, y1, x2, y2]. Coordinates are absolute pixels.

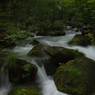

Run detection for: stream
[[0, 29, 95, 95]]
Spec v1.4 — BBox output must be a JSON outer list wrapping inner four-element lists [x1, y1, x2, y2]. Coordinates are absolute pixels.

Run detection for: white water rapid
[[0, 65, 12, 95], [0, 29, 95, 95]]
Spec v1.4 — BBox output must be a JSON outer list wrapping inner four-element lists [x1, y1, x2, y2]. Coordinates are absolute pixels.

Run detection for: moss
[[28, 43, 85, 58], [45, 47, 61, 55], [27, 44, 43, 57], [28, 50, 42, 57], [8, 85, 42, 95], [5, 54, 38, 83], [27, 43, 85, 76], [68, 34, 91, 46], [54, 57, 95, 95], [48, 47, 85, 65], [30, 39, 39, 45]]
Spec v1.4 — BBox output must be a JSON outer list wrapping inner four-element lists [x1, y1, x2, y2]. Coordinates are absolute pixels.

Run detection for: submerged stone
[[54, 57, 95, 95]]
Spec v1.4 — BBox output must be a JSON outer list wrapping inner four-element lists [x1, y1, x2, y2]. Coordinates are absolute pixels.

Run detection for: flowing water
[[0, 29, 95, 95], [0, 65, 13, 95]]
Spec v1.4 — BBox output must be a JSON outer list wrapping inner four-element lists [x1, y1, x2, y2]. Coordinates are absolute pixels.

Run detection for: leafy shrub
[[53, 20, 66, 30], [28, 25, 39, 32], [37, 20, 66, 36], [22, 64, 32, 78], [85, 33, 95, 45], [1, 26, 32, 47], [36, 20, 51, 29], [25, 17, 32, 27]]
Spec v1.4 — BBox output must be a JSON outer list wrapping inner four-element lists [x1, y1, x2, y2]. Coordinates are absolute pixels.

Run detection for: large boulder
[[54, 57, 95, 95], [8, 84, 42, 95], [68, 34, 91, 46], [27, 43, 52, 58], [27, 43, 85, 75], [43, 47, 85, 75], [5, 54, 38, 83]]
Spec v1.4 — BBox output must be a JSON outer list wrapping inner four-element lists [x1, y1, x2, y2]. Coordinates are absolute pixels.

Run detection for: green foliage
[[22, 64, 31, 72], [1, 48, 11, 52], [36, 20, 51, 30], [25, 17, 32, 26], [59, 63, 64, 65], [1, 25, 33, 47], [48, 21, 66, 35], [86, 33, 95, 45], [22, 64, 31, 78], [28, 25, 39, 32], [1, 0, 95, 31], [37, 20, 66, 36], [1, 0, 95, 47]]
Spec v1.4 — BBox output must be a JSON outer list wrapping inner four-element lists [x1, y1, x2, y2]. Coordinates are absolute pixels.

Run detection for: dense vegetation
[[0, 0, 95, 48], [1, 1, 95, 95]]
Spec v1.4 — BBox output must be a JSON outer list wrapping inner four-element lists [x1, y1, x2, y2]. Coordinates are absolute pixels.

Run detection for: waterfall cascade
[[0, 66, 12, 95]]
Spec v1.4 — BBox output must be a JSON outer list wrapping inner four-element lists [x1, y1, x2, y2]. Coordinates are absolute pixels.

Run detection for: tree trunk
[[32, 0, 38, 24], [9, 0, 12, 22]]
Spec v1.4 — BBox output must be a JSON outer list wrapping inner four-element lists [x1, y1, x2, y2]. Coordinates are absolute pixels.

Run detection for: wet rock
[[68, 34, 91, 46], [54, 57, 95, 95], [5, 54, 38, 83], [30, 39, 39, 45], [43, 46, 85, 75], [8, 84, 42, 95], [27, 43, 85, 75], [27, 43, 51, 58]]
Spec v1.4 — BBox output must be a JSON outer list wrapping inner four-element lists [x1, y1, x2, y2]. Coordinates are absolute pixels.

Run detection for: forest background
[[0, 0, 95, 48]]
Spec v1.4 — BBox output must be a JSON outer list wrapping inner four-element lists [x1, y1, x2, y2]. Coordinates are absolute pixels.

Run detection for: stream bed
[[0, 29, 95, 95]]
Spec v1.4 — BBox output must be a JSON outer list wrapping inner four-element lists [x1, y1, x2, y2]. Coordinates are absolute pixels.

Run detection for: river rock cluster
[[27, 43, 95, 95], [1, 42, 95, 95]]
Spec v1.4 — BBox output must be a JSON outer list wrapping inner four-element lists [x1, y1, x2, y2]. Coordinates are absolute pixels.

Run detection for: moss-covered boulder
[[30, 39, 39, 45], [5, 54, 38, 83], [54, 57, 95, 95], [28, 43, 84, 58], [43, 47, 85, 75], [8, 84, 42, 95], [27, 43, 52, 57], [28, 43, 85, 75], [68, 34, 91, 46]]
